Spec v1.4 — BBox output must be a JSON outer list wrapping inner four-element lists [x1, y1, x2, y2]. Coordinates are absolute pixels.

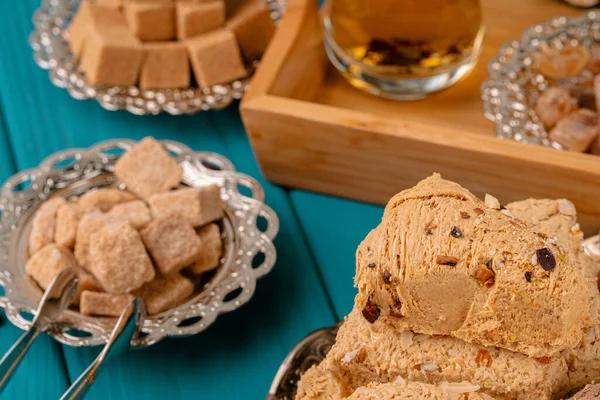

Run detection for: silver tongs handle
[[0, 328, 41, 389], [60, 298, 143, 400], [0, 268, 79, 396]]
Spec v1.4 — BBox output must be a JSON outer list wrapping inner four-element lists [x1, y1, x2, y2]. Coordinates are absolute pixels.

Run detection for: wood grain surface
[[242, 0, 600, 235]]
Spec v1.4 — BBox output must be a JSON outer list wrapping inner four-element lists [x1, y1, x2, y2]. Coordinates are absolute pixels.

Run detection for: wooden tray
[[241, 0, 600, 235]]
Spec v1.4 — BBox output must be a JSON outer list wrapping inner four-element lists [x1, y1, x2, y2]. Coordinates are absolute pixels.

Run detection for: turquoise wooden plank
[[208, 108, 337, 319], [289, 191, 384, 318], [0, 109, 70, 399], [0, 1, 336, 398]]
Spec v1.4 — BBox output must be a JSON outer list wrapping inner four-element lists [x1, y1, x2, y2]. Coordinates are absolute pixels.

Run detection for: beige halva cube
[[29, 197, 66, 255], [80, 26, 144, 86], [68, 2, 125, 59], [133, 273, 194, 314], [141, 215, 202, 275], [186, 28, 247, 87], [124, 1, 175, 41], [114, 137, 183, 199], [140, 42, 190, 89], [80, 291, 135, 317], [148, 184, 223, 227], [176, 0, 225, 39], [190, 223, 222, 274], [88, 221, 156, 293], [227, 0, 275, 61]]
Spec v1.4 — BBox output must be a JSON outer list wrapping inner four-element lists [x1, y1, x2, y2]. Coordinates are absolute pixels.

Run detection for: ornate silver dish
[[0, 139, 279, 347], [267, 322, 341, 400], [269, 235, 600, 399], [482, 10, 600, 147], [29, 0, 284, 115]]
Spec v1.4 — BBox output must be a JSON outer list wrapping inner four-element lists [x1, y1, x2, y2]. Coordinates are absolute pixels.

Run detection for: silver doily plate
[[482, 10, 600, 147], [0, 139, 279, 348], [29, 0, 285, 115], [266, 322, 341, 400], [268, 235, 600, 399]]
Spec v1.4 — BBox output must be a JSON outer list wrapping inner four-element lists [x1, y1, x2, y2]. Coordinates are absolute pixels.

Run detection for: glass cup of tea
[[322, 0, 485, 100]]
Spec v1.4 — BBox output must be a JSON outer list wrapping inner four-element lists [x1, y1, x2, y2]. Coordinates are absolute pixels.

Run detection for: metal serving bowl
[[482, 10, 600, 148], [29, 0, 285, 115], [0, 139, 279, 347]]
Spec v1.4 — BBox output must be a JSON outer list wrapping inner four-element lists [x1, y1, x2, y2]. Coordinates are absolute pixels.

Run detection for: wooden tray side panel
[[242, 0, 600, 235], [243, 98, 600, 235], [243, 0, 326, 103]]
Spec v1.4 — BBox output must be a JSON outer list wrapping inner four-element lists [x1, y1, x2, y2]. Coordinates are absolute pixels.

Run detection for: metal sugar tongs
[[0, 268, 80, 394], [60, 298, 144, 400], [0, 267, 145, 400]]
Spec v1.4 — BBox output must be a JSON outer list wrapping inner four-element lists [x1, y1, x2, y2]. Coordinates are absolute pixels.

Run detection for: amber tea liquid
[[323, 0, 484, 99]]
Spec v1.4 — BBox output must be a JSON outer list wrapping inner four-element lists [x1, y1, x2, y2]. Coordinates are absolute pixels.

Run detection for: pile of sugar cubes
[[26, 137, 225, 317], [68, 0, 276, 89]]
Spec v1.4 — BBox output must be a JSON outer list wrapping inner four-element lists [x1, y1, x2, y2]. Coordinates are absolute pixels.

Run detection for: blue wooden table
[[0, 2, 384, 399]]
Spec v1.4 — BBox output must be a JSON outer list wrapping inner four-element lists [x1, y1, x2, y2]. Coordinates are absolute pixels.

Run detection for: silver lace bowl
[[28, 0, 284, 115], [0, 139, 279, 348], [267, 235, 600, 399], [482, 10, 600, 147], [267, 322, 341, 400]]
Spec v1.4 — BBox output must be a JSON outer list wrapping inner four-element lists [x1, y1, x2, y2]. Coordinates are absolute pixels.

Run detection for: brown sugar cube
[[55, 202, 87, 249], [68, 2, 125, 59], [587, 46, 600, 74], [29, 197, 67, 255], [141, 215, 202, 275], [74, 212, 122, 267], [148, 185, 223, 227], [189, 223, 222, 274], [80, 291, 135, 317], [80, 26, 144, 86], [114, 137, 183, 200], [88, 221, 155, 293], [133, 273, 194, 314], [26, 244, 78, 290], [175, 1, 225, 40], [78, 188, 136, 212], [196, 184, 223, 224], [140, 42, 190, 90], [74, 270, 103, 305], [226, 0, 275, 61], [106, 200, 152, 229], [549, 109, 600, 152], [124, 2, 175, 41], [535, 87, 578, 129], [185, 28, 247, 87], [26, 244, 101, 304]]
